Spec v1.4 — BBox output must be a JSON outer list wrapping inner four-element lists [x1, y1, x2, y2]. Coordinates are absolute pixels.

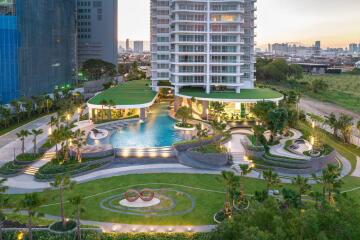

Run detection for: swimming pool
[[88, 103, 192, 148]]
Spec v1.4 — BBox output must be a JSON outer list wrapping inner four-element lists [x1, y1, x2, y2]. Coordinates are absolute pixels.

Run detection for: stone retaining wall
[[174, 135, 223, 152], [185, 150, 229, 167]]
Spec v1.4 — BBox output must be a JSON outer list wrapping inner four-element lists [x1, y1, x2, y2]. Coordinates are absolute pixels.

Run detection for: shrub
[[16, 153, 41, 162]]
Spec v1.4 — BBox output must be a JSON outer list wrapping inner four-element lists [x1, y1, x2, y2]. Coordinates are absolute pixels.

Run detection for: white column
[[89, 107, 93, 120]]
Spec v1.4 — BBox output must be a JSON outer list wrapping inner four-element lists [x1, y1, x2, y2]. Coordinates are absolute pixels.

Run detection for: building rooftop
[[178, 87, 283, 102], [88, 80, 157, 107]]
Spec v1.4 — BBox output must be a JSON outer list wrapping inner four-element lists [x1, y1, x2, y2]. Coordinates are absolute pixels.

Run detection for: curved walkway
[[269, 129, 311, 160]]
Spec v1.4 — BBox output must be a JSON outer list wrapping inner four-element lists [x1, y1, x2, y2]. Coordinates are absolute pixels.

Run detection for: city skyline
[[118, 0, 360, 49]]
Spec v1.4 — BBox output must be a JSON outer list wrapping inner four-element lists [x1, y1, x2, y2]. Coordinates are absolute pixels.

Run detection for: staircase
[[23, 166, 39, 176], [231, 152, 251, 173], [23, 152, 56, 176]]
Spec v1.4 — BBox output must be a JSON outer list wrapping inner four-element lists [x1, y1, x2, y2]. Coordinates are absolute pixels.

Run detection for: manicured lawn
[[179, 87, 283, 100], [8, 173, 267, 225], [88, 80, 157, 106]]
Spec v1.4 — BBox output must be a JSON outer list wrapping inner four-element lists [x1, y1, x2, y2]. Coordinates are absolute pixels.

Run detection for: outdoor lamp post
[[66, 113, 71, 126]]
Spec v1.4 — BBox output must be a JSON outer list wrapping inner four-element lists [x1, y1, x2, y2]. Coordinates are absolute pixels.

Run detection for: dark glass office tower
[[0, 0, 76, 103]]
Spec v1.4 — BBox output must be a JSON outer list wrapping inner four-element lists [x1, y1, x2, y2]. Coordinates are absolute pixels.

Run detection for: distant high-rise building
[[134, 41, 144, 53], [0, 0, 75, 103], [349, 43, 358, 53], [151, 0, 256, 93], [126, 38, 130, 52], [77, 0, 118, 65], [272, 43, 290, 56], [314, 41, 321, 55], [268, 44, 271, 53]]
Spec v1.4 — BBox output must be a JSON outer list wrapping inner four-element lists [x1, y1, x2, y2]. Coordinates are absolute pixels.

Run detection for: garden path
[[269, 129, 311, 160], [351, 156, 360, 177]]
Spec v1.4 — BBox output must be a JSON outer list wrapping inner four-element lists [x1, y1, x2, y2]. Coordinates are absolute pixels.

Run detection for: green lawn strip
[[88, 79, 157, 106]]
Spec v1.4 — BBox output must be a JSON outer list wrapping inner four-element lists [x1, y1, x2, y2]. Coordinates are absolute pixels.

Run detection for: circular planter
[[48, 220, 77, 234], [174, 123, 195, 131], [213, 211, 226, 224]]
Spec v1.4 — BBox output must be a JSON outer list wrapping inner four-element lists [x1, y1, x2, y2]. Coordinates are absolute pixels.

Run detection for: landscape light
[[17, 232, 24, 240], [312, 122, 315, 128], [48, 127, 52, 136], [311, 136, 315, 146]]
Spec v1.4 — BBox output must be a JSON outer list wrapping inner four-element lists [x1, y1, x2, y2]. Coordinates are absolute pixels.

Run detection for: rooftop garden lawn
[[88, 80, 157, 106], [179, 87, 283, 100]]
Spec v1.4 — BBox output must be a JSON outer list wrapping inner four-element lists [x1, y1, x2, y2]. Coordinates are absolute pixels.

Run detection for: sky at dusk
[[118, 0, 360, 48]]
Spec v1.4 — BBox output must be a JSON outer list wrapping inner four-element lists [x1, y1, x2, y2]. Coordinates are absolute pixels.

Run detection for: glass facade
[[0, 0, 75, 103], [0, 0, 19, 103]]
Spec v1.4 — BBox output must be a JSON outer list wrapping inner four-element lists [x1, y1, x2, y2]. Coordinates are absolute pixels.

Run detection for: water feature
[[87, 103, 192, 148]]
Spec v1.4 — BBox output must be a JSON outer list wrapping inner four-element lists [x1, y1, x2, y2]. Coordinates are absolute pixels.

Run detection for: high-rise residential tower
[[151, 0, 256, 94], [0, 0, 75, 103], [134, 41, 144, 53], [77, 0, 118, 65]]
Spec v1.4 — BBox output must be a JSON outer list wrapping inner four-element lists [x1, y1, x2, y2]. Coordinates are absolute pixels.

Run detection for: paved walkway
[[0, 115, 54, 167], [351, 156, 360, 177], [269, 129, 311, 160]]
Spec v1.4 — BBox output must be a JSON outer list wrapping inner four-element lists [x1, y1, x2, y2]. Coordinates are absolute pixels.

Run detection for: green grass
[[179, 87, 283, 100], [264, 74, 360, 113], [88, 80, 157, 106], [8, 173, 267, 225]]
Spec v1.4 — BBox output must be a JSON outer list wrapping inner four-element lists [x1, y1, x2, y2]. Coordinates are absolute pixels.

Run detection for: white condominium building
[[151, 0, 256, 94]]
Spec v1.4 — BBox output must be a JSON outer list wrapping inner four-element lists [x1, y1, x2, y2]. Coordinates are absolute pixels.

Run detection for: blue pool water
[[88, 103, 192, 148]]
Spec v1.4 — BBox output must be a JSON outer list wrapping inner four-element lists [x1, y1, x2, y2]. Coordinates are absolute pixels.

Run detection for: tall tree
[[31, 129, 44, 154], [251, 101, 277, 126], [73, 130, 86, 162], [17, 193, 44, 240], [175, 106, 192, 125], [292, 175, 311, 203], [268, 108, 289, 141], [50, 175, 76, 227], [16, 130, 31, 155], [69, 195, 85, 240], [325, 113, 339, 137], [263, 170, 281, 194], [337, 114, 354, 143], [312, 164, 342, 203]]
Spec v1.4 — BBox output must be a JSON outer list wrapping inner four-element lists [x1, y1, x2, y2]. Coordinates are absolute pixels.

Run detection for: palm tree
[[325, 113, 339, 137], [73, 130, 86, 162], [263, 169, 281, 194], [31, 129, 44, 154], [17, 193, 44, 240], [312, 164, 342, 203], [220, 171, 239, 202], [10, 100, 21, 124], [239, 164, 253, 177], [50, 175, 76, 227], [44, 95, 53, 113], [0, 179, 9, 240], [16, 130, 31, 155], [337, 114, 354, 143], [49, 116, 59, 130], [69, 195, 85, 240], [292, 175, 311, 203]]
